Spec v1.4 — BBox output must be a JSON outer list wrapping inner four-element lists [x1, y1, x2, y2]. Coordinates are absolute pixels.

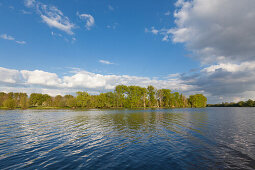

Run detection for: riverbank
[[0, 106, 208, 110]]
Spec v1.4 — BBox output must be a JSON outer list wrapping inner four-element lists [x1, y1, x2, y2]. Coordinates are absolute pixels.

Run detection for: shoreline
[[0, 106, 208, 111]]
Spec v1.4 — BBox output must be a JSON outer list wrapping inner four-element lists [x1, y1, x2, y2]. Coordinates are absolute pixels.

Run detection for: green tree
[[0, 92, 7, 107], [115, 85, 128, 108], [76, 92, 90, 108], [3, 99, 16, 109], [188, 94, 207, 108], [245, 99, 254, 107], [53, 95, 65, 107], [20, 95, 29, 109], [147, 85, 157, 107]]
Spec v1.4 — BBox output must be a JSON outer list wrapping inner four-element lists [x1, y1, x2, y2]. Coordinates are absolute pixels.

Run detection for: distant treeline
[[207, 99, 255, 107], [0, 85, 207, 110]]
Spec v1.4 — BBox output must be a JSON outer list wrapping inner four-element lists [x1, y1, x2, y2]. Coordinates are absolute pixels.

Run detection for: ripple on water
[[0, 108, 255, 169]]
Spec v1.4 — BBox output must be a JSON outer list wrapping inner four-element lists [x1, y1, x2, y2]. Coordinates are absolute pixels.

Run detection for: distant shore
[[0, 106, 209, 110], [0, 85, 207, 110]]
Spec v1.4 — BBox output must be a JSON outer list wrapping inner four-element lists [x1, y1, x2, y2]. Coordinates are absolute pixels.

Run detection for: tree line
[[207, 99, 255, 107], [0, 85, 207, 110]]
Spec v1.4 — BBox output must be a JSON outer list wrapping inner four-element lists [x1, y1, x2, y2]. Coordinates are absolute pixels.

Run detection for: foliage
[[208, 99, 255, 107], [3, 99, 16, 109], [20, 95, 29, 109], [188, 94, 207, 108], [0, 85, 207, 110]]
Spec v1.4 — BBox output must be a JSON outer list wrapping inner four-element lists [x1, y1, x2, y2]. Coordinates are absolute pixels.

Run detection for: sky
[[0, 0, 255, 104]]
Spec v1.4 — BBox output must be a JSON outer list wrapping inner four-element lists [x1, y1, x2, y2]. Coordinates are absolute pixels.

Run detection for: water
[[0, 108, 255, 169]]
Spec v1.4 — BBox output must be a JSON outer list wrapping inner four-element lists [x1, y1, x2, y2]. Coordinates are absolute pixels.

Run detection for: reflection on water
[[0, 108, 255, 169]]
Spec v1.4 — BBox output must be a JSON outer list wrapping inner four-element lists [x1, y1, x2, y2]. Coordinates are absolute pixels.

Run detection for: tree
[[76, 92, 90, 108], [188, 94, 207, 108], [115, 85, 127, 108], [245, 99, 254, 107], [0, 92, 7, 107], [64, 95, 77, 108], [162, 89, 172, 108], [0, 85, 208, 109], [29, 93, 43, 106], [20, 95, 29, 109], [141, 87, 147, 108], [53, 95, 65, 107], [3, 99, 16, 109], [147, 85, 157, 107]]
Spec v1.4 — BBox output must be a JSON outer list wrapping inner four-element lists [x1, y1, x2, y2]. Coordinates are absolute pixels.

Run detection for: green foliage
[[3, 99, 16, 109], [20, 96, 29, 109], [147, 85, 157, 107], [115, 85, 127, 108], [65, 95, 77, 108], [0, 85, 208, 110], [0, 92, 7, 107], [209, 99, 255, 107], [188, 94, 207, 108], [76, 92, 90, 108]]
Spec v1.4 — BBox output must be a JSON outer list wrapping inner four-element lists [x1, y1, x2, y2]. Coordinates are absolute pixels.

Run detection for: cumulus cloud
[[0, 67, 193, 97], [3, 65, 255, 103], [25, 0, 75, 35], [77, 13, 95, 30], [99, 60, 114, 65], [21, 70, 62, 87], [0, 67, 21, 84], [149, 0, 255, 63], [145, 0, 255, 103], [180, 61, 255, 103], [0, 34, 26, 44]]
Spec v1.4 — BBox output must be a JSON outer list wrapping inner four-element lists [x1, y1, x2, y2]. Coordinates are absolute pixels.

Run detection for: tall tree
[[147, 85, 156, 107]]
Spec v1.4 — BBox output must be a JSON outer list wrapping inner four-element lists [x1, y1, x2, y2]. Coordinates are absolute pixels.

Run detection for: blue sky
[[0, 0, 198, 77], [1, 0, 255, 103]]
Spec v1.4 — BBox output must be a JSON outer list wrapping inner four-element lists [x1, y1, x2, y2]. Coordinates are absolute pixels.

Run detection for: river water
[[0, 108, 255, 169]]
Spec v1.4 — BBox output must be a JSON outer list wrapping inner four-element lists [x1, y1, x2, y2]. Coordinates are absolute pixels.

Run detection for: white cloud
[[202, 62, 255, 73], [78, 13, 95, 30], [24, 0, 35, 7], [150, 0, 255, 63], [16, 41, 26, 44], [0, 34, 26, 44], [0, 67, 193, 97], [144, 0, 255, 103], [0, 67, 20, 84], [145, 27, 159, 35], [38, 5, 75, 35], [99, 60, 114, 65], [25, 1, 75, 35], [21, 70, 62, 87], [5, 65, 255, 103], [0, 34, 15, 40], [180, 61, 255, 103]]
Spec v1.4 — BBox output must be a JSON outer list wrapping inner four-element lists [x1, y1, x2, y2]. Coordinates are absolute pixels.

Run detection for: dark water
[[0, 108, 255, 169]]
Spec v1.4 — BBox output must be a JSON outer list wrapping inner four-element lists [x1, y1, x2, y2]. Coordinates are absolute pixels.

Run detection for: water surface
[[0, 108, 255, 169]]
